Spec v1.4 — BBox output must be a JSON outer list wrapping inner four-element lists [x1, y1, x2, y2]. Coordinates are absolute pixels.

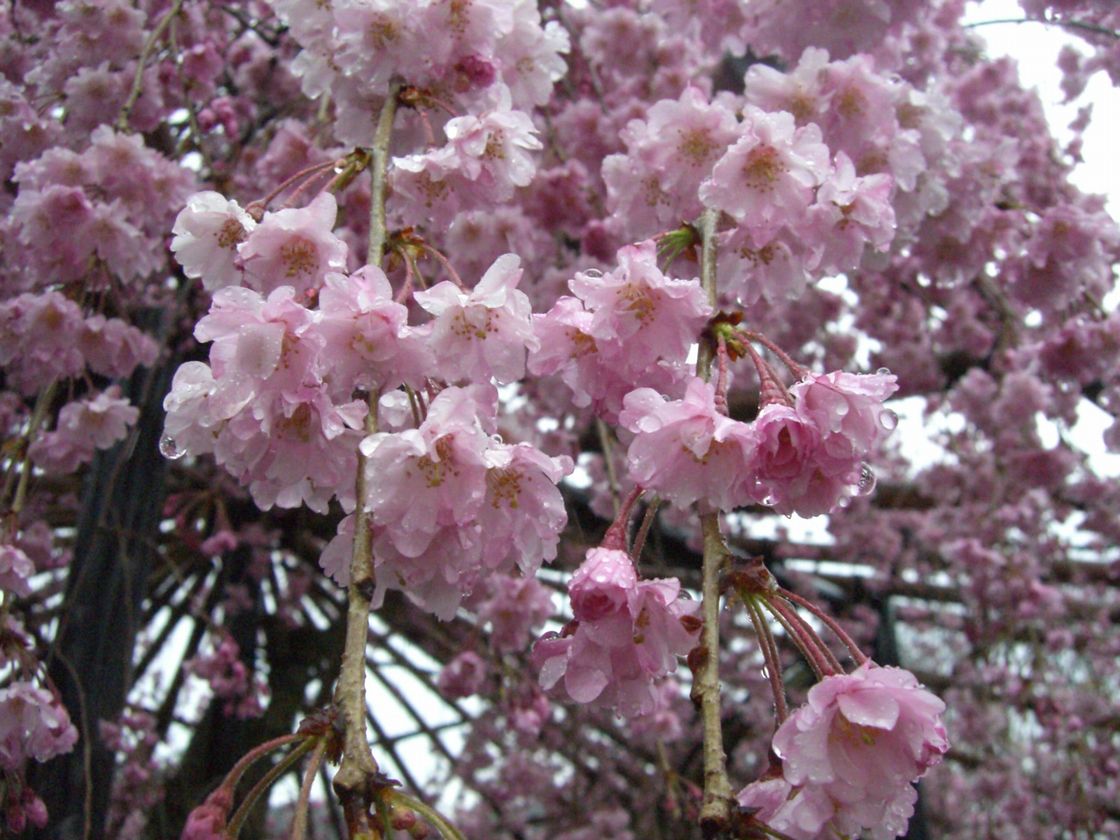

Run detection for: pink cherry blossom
[[438, 651, 489, 699], [746, 403, 828, 512], [0, 544, 35, 598], [700, 107, 831, 246], [603, 86, 739, 239], [317, 265, 432, 393], [442, 94, 543, 199], [761, 663, 949, 840], [0, 681, 79, 771], [807, 152, 897, 275], [362, 385, 496, 556], [28, 387, 139, 474], [475, 441, 573, 573], [619, 377, 757, 511], [534, 548, 700, 717], [171, 191, 257, 291], [414, 253, 539, 384], [790, 368, 899, 469], [716, 225, 812, 306], [568, 240, 711, 377], [237, 192, 348, 298], [180, 788, 232, 840], [568, 548, 637, 623], [475, 575, 555, 654]]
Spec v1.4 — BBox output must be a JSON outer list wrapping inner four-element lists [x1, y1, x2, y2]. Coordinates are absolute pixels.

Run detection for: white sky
[[963, 0, 1120, 476], [965, 0, 1120, 218]]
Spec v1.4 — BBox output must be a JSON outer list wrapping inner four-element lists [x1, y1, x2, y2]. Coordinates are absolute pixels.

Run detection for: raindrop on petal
[[159, 435, 185, 460], [879, 409, 899, 431], [876, 367, 891, 376], [856, 463, 877, 495]]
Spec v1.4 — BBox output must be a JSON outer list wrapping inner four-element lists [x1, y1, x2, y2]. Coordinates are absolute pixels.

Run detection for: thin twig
[[118, 0, 183, 132], [964, 17, 1120, 39], [596, 418, 621, 516], [631, 497, 660, 563]]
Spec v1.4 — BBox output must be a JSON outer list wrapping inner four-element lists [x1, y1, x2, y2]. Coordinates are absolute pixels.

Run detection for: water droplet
[[879, 409, 898, 431], [761, 666, 770, 679], [159, 435, 185, 460], [876, 367, 891, 376], [856, 463, 876, 495], [581, 268, 603, 279]]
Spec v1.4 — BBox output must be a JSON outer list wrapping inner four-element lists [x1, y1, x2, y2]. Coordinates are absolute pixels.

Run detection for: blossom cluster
[[738, 664, 949, 839], [28, 386, 139, 474], [186, 634, 270, 720], [272, 0, 568, 213], [0, 291, 158, 396], [621, 369, 898, 517], [529, 240, 711, 421], [7, 126, 194, 294], [0, 680, 79, 817], [323, 385, 572, 619], [533, 548, 701, 717]]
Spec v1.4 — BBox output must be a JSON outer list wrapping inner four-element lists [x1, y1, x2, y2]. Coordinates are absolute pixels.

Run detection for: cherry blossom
[[171, 192, 257, 291], [619, 377, 757, 511], [741, 663, 949, 840], [414, 253, 539, 384], [534, 548, 700, 716], [700, 107, 831, 246], [0, 682, 78, 771], [237, 192, 348, 298]]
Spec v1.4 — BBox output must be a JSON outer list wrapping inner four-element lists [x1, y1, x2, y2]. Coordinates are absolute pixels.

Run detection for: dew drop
[[876, 367, 891, 376], [159, 435, 185, 460], [582, 268, 603, 279], [879, 409, 898, 431], [856, 463, 876, 495]]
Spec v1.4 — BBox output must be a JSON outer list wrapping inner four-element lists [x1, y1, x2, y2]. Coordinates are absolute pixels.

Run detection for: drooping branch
[[331, 85, 400, 837], [692, 207, 734, 833]]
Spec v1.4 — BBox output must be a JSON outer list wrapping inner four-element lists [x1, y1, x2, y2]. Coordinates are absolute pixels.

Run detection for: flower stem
[[763, 596, 843, 678], [226, 737, 315, 838], [221, 733, 303, 797], [392, 791, 467, 840], [601, 485, 643, 552], [743, 595, 789, 724], [740, 330, 808, 381], [631, 496, 660, 563], [780, 588, 869, 667], [289, 738, 327, 840]]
